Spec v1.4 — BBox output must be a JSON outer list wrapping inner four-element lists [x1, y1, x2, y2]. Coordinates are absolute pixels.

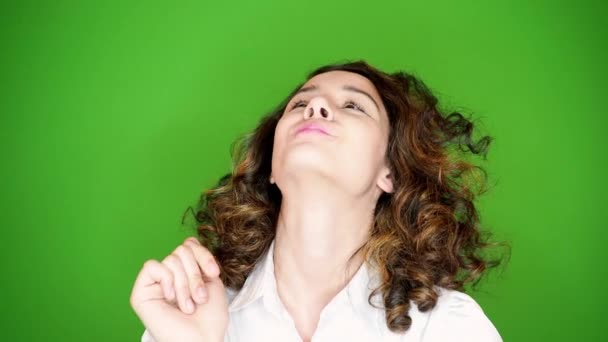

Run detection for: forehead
[[303, 70, 378, 95]]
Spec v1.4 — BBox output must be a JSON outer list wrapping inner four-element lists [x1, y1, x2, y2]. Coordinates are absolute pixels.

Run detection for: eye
[[290, 99, 367, 114], [291, 99, 307, 110], [344, 100, 366, 114]]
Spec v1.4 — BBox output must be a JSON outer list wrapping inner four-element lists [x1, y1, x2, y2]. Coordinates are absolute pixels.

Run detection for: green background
[[2, 0, 606, 341]]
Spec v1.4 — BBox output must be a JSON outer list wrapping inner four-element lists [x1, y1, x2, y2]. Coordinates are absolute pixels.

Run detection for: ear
[[376, 166, 394, 194]]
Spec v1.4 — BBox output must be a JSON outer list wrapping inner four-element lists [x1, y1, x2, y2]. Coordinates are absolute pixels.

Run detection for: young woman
[[130, 60, 507, 342]]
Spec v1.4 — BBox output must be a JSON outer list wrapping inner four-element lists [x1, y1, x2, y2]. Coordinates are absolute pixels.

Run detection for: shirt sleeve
[[422, 289, 503, 342]]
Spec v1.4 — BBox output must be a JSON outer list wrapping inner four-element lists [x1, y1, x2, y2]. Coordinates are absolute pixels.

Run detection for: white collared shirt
[[142, 240, 502, 341]]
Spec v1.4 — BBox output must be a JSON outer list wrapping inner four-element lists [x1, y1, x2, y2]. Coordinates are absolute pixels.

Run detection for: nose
[[304, 97, 333, 120]]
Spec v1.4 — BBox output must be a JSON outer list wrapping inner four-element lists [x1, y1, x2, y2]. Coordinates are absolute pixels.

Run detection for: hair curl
[[185, 59, 509, 333]]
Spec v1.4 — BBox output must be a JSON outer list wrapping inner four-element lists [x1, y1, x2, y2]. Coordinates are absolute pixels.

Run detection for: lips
[[295, 122, 331, 136]]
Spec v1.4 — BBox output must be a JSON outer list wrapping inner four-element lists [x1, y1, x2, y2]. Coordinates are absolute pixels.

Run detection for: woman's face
[[271, 70, 393, 197]]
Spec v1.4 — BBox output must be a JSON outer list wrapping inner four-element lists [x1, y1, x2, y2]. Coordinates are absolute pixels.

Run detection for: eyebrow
[[294, 84, 380, 112]]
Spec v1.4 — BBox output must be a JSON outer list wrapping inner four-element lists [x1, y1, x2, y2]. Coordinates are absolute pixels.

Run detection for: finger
[[173, 244, 208, 304], [200, 271, 228, 314], [184, 236, 201, 245], [183, 238, 220, 279], [133, 259, 175, 302], [162, 254, 195, 314]]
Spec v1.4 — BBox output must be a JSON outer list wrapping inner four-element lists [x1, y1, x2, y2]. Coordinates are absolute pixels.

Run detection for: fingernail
[[185, 298, 194, 313], [185, 298, 194, 312], [197, 286, 207, 300], [167, 287, 175, 299], [208, 260, 219, 274]]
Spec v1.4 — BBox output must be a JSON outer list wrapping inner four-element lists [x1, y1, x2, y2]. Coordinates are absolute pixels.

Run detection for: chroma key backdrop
[[1, 1, 606, 341]]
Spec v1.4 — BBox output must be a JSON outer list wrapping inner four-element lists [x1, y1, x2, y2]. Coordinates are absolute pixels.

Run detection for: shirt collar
[[227, 239, 385, 327], [226, 239, 275, 313]]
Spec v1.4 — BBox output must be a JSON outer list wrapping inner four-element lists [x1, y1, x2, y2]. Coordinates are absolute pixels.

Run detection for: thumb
[[203, 276, 227, 307]]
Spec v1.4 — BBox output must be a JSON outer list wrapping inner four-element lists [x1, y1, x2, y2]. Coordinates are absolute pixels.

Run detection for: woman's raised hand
[[130, 237, 228, 342]]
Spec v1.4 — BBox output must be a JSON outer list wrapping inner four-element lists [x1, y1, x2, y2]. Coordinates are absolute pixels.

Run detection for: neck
[[272, 182, 376, 315]]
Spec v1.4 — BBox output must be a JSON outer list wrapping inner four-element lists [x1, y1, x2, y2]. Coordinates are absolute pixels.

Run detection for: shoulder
[[418, 287, 503, 342]]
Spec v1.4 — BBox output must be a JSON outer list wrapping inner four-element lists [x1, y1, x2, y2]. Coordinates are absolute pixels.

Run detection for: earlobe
[[378, 172, 394, 194]]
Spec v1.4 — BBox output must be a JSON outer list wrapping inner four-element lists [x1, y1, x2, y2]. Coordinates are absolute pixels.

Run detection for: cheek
[[271, 118, 290, 160], [338, 128, 387, 176], [345, 125, 385, 157], [273, 112, 303, 146], [272, 123, 284, 156]]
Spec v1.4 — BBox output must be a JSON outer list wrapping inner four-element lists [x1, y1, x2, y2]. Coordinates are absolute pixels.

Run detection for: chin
[[276, 156, 334, 181], [283, 147, 333, 167]]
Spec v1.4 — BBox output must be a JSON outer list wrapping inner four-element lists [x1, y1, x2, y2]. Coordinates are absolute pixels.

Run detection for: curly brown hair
[[185, 59, 509, 333]]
